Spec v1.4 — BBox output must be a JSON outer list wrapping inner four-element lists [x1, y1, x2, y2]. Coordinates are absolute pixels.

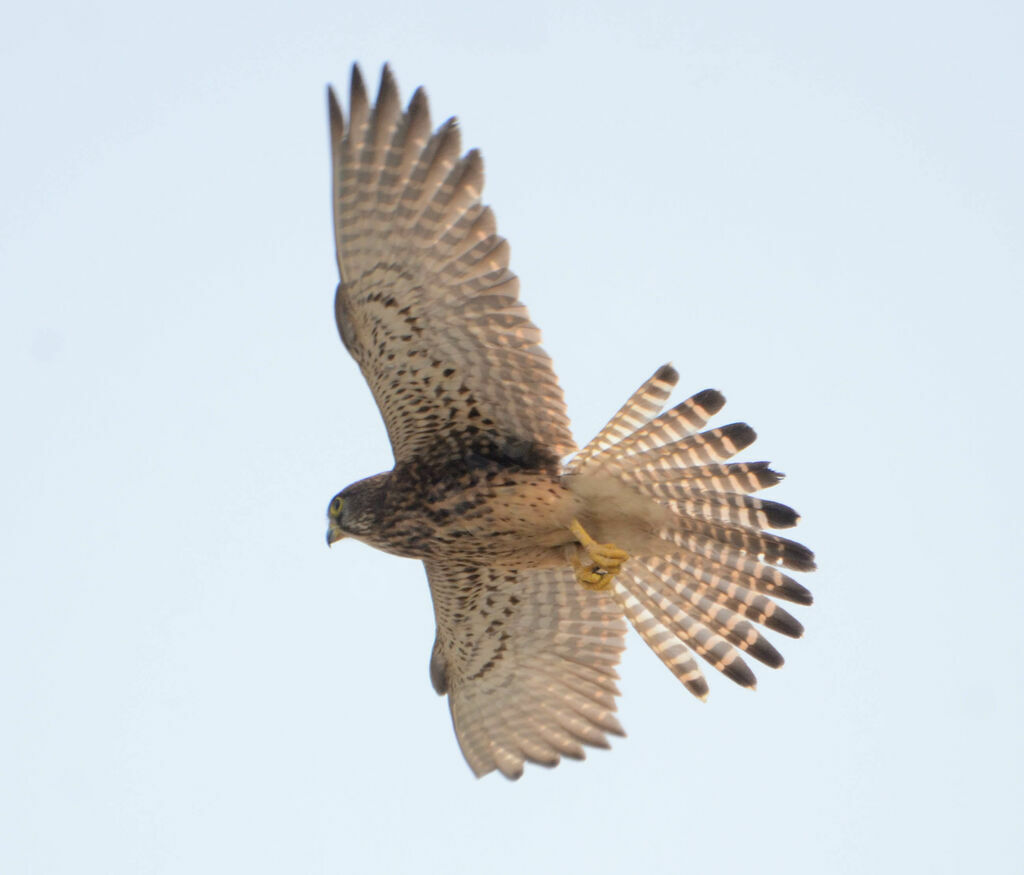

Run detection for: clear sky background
[[3, 2, 1022, 873]]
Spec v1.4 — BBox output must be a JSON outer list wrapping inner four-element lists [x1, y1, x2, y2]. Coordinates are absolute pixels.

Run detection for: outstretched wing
[[425, 561, 627, 779], [329, 65, 574, 465]]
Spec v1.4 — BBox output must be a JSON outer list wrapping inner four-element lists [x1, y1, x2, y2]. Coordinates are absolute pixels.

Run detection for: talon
[[571, 554, 614, 591], [569, 518, 629, 591]]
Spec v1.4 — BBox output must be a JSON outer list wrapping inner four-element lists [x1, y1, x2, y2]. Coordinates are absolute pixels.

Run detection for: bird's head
[[325, 492, 348, 546], [325, 474, 388, 546]]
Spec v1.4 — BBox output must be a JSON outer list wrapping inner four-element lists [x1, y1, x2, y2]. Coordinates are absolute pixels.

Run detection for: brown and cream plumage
[[325, 64, 815, 779]]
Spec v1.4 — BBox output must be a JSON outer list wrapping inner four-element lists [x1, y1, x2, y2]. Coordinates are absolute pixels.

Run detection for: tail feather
[[643, 461, 785, 494], [613, 583, 710, 699], [612, 422, 758, 474], [572, 364, 814, 699], [645, 490, 800, 530], [647, 554, 805, 638], [587, 389, 725, 465], [568, 364, 679, 471], [624, 566, 757, 689], [664, 521, 817, 573], [662, 548, 814, 607], [633, 562, 785, 669]]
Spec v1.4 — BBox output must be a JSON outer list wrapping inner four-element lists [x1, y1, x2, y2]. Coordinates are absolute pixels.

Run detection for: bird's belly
[[383, 473, 582, 567]]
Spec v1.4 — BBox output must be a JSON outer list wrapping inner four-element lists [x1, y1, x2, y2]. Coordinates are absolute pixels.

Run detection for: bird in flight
[[325, 64, 815, 779]]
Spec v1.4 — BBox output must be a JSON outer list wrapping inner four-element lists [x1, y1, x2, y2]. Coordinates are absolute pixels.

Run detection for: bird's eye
[[329, 496, 344, 516]]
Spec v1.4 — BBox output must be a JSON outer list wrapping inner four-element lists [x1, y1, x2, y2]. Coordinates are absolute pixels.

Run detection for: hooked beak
[[326, 522, 345, 547]]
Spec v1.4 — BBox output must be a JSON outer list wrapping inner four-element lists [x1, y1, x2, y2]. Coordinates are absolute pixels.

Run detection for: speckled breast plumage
[[361, 454, 582, 567]]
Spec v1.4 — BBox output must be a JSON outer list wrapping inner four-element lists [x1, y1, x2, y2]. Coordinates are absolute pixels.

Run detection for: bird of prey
[[325, 64, 815, 780]]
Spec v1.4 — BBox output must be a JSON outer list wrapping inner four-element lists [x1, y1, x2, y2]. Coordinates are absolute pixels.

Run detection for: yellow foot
[[569, 519, 629, 591]]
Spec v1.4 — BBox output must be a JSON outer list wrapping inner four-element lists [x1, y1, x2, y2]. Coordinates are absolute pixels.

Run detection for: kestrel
[[325, 64, 815, 779]]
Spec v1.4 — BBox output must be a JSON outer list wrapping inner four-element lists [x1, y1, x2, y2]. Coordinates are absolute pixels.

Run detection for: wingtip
[[326, 84, 343, 132], [603, 713, 626, 737], [376, 62, 398, 104], [409, 84, 428, 111], [350, 62, 367, 105], [440, 114, 460, 136]]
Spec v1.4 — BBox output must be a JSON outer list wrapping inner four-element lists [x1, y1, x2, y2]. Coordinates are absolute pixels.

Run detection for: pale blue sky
[[3, 2, 1022, 873]]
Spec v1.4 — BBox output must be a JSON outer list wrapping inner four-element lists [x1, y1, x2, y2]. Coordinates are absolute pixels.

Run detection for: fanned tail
[[571, 365, 815, 697]]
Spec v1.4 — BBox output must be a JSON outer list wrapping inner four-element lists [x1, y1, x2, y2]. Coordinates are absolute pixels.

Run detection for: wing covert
[[329, 65, 574, 464]]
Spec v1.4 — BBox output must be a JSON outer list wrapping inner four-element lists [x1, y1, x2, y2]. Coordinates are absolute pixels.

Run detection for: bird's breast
[[374, 465, 581, 566]]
